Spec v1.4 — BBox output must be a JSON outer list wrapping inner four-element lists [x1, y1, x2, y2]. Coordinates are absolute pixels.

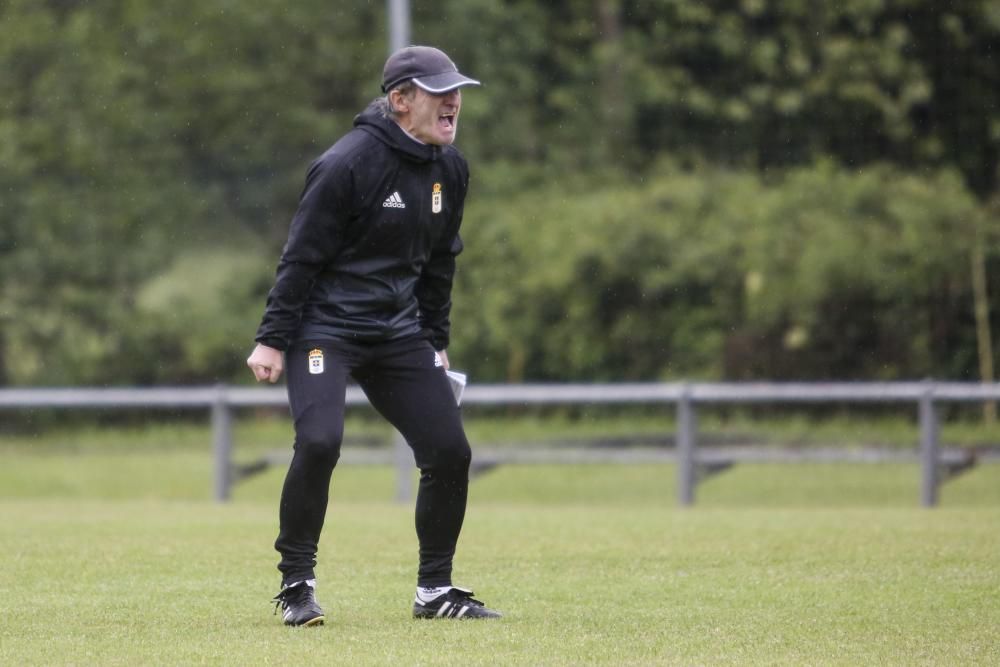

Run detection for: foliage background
[[1, 0, 998, 386]]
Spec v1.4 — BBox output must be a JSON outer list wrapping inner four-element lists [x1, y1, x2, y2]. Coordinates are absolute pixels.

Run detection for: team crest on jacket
[[432, 183, 442, 214]]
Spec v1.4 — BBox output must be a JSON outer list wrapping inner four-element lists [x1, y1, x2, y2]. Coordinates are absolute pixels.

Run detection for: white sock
[[416, 586, 452, 603]]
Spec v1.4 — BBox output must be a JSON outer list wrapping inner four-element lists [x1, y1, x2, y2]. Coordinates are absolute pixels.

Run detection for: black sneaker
[[412, 587, 502, 619], [272, 581, 325, 627]]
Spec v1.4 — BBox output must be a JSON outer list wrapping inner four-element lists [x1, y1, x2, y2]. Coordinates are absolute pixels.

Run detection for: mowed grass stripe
[[4, 452, 1000, 507], [1, 498, 998, 665]]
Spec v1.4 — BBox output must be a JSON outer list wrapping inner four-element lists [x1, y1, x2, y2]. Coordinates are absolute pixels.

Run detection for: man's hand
[[247, 343, 284, 383], [437, 349, 450, 370]]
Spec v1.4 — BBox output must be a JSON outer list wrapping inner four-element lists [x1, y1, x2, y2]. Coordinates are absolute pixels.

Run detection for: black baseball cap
[[381, 45, 481, 94]]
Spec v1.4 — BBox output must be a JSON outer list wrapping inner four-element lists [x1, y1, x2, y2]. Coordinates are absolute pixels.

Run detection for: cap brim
[[412, 72, 481, 94]]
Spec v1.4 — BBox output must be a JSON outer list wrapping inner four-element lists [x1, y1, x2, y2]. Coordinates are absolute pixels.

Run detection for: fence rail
[[2, 382, 998, 506]]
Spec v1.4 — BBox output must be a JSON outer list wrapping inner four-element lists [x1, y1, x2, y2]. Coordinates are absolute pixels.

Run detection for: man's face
[[397, 87, 462, 146]]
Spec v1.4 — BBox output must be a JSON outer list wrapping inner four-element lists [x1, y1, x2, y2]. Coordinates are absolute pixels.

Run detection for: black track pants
[[274, 337, 471, 588]]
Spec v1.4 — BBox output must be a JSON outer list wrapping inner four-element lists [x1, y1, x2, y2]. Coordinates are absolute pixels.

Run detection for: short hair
[[385, 80, 417, 117]]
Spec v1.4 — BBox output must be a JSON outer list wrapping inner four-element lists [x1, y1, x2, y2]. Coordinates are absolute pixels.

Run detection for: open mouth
[[438, 112, 456, 130]]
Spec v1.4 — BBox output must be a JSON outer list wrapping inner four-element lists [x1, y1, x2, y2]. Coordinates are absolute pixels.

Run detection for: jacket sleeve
[[254, 156, 353, 351], [414, 161, 468, 351]]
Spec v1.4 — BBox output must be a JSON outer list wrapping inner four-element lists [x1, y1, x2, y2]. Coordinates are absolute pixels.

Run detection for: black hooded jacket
[[254, 100, 468, 352]]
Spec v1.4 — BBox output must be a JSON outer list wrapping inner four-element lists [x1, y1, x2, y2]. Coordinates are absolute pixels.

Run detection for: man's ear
[[390, 89, 409, 114]]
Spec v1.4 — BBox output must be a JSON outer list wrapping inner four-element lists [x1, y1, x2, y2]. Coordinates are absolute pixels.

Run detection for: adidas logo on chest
[[383, 191, 406, 208]]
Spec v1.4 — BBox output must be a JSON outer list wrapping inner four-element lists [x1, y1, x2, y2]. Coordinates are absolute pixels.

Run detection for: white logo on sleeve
[[383, 191, 406, 208]]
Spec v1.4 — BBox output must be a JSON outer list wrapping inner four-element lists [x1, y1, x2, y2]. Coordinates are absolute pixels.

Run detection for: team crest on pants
[[308, 349, 324, 374]]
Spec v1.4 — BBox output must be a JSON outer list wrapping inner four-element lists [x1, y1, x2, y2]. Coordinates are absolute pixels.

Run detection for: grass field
[[2, 423, 999, 665]]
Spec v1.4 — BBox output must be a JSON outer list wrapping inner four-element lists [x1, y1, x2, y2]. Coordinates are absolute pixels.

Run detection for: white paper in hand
[[445, 370, 467, 405]]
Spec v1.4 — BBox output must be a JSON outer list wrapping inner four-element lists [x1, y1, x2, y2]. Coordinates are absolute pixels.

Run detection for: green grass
[[2, 426, 999, 664], [4, 449, 1000, 507], [1, 497, 998, 665], [4, 406, 998, 456]]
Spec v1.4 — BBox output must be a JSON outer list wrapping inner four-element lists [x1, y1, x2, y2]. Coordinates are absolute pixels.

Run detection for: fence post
[[394, 430, 412, 503], [919, 384, 940, 508], [212, 386, 233, 503], [676, 384, 697, 506]]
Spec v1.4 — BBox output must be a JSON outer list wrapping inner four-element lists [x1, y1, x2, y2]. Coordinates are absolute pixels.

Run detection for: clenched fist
[[247, 343, 284, 383]]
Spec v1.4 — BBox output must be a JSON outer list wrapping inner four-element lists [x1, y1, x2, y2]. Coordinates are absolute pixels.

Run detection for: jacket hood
[[354, 99, 441, 163]]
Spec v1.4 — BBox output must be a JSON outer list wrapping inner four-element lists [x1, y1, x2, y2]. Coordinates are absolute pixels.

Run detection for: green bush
[[128, 248, 276, 384], [451, 161, 992, 382]]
